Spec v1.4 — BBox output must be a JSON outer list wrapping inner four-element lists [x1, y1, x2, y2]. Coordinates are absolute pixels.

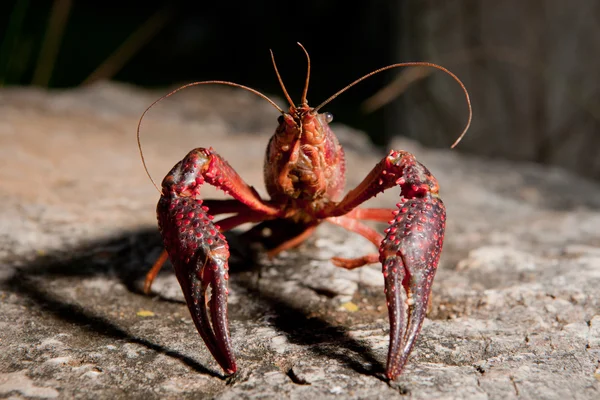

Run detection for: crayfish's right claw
[[156, 151, 237, 375], [158, 200, 237, 375]]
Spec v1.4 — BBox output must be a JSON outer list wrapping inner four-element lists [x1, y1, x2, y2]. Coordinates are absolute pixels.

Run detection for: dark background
[[2, 1, 599, 180]]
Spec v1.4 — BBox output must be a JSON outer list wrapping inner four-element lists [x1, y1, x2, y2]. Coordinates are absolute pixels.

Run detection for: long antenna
[[270, 49, 295, 108], [314, 62, 472, 149], [297, 42, 311, 106], [137, 81, 284, 193]]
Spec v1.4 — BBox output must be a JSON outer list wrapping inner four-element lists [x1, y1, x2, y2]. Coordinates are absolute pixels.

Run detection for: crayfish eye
[[324, 112, 334, 123], [277, 115, 284, 124]]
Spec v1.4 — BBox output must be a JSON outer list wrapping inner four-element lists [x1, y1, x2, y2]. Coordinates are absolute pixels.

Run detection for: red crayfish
[[137, 43, 471, 380]]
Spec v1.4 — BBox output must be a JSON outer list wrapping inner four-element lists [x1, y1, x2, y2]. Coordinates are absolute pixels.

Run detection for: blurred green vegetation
[[0, 1, 395, 145]]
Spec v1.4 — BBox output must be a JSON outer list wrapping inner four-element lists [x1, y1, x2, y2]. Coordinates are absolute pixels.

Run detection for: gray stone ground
[[0, 83, 599, 399]]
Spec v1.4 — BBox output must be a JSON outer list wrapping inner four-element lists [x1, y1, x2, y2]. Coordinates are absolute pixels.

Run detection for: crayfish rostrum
[[137, 43, 471, 380]]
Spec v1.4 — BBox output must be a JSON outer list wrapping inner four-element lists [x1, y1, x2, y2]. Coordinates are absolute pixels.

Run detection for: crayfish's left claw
[[380, 195, 445, 380]]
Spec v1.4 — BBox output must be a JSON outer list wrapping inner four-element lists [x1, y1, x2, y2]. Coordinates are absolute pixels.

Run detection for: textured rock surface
[[0, 83, 599, 399]]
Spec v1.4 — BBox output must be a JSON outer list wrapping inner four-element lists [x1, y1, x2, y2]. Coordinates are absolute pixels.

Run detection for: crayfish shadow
[[5, 227, 169, 292], [228, 255, 387, 378], [225, 225, 388, 379], [5, 226, 386, 380], [240, 281, 387, 379], [3, 227, 226, 379], [138, 224, 388, 380]]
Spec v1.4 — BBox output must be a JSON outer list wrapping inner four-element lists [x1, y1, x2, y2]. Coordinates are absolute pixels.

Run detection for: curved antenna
[[297, 42, 311, 105], [269, 49, 295, 108], [314, 62, 472, 149], [137, 81, 284, 193]]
